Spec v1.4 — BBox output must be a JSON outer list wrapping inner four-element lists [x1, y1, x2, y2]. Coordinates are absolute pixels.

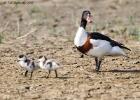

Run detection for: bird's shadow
[[39, 76, 74, 79], [102, 69, 140, 73], [57, 76, 74, 79]]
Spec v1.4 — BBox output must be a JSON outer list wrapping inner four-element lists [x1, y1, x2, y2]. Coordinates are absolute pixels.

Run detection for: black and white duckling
[[18, 54, 38, 79], [38, 56, 60, 78]]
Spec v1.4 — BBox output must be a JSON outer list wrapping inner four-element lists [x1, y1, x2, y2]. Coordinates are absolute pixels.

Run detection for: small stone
[[97, 87, 100, 89], [104, 85, 111, 89], [25, 86, 30, 90], [31, 94, 41, 99], [99, 81, 102, 84]]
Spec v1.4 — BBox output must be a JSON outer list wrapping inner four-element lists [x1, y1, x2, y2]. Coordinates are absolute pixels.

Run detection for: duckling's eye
[[19, 55, 24, 58], [39, 56, 43, 59]]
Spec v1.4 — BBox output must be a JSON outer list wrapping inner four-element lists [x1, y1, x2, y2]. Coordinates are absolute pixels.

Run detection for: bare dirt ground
[[0, 0, 140, 100]]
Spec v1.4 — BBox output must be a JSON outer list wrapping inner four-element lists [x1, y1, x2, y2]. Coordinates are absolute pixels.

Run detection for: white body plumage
[[74, 27, 126, 58], [38, 59, 60, 71], [38, 56, 60, 78]]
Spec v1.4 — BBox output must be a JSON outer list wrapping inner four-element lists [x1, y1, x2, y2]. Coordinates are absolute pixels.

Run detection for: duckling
[[38, 56, 60, 78], [17, 54, 38, 79]]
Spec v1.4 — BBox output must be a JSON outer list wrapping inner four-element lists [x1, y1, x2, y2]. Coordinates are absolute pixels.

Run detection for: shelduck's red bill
[[86, 14, 93, 23]]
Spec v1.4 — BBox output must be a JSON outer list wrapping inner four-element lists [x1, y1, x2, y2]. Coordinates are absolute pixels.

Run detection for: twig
[[2, 28, 37, 44], [16, 28, 37, 40], [17, 19, 20, 36], [0, 21, 9, 33]]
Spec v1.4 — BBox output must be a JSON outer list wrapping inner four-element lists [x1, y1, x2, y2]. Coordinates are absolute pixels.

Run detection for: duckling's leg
[[80, 54, 84, 58], [55, 70, 58, 78], [24, 70, 28, 77], [30, 71, 33, 79], [47, 70, 51, 78]]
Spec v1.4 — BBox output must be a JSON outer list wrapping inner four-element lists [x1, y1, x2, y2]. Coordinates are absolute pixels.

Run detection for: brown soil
[[0, 0, 140, 100]]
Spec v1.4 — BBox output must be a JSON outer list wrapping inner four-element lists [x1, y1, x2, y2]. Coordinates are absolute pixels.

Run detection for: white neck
[[19, 60, 27, 67], [74, 27, 88, 47]]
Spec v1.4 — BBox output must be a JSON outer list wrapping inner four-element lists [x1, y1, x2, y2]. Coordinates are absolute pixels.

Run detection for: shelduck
[[17, 55, 38, 79], [38, 56, 60, 78], [74, 10, 131, 71]]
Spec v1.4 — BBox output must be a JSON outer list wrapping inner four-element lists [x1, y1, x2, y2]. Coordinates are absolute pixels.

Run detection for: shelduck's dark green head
[[81, 10, 93, 23]]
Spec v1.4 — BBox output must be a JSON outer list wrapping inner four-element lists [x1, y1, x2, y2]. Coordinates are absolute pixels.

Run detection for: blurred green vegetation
[[0, 34, 3, 43], [128, 15, 140, 41], [128, 27, 140, 41]]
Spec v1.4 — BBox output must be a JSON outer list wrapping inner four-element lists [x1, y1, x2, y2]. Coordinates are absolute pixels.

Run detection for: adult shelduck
[[74, 10, 131, 72]]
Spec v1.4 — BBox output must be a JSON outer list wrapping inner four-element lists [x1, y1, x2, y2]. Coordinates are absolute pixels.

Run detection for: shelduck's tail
[[120, 45, 131, 51], [111, 40, 131, 51]]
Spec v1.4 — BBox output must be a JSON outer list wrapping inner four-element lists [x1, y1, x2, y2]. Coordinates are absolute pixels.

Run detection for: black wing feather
[[89, 32, 111, 41]]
